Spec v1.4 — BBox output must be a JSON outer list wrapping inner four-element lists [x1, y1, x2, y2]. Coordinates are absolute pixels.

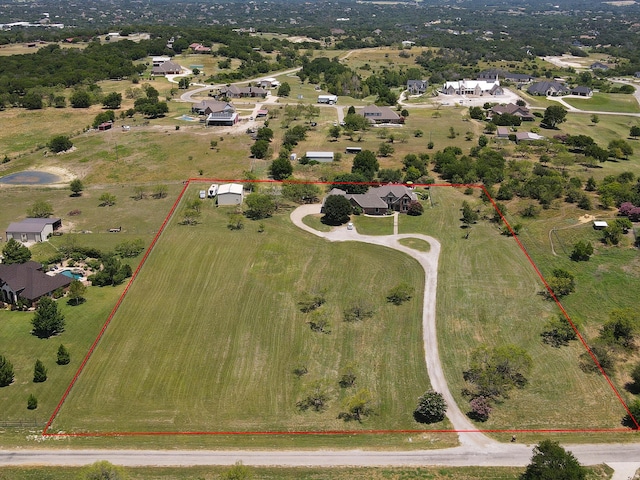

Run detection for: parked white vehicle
[[208, 184, 219, 198]]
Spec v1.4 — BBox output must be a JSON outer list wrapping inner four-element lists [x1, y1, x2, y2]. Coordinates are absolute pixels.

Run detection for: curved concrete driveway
[[290, 204, 495, 449]]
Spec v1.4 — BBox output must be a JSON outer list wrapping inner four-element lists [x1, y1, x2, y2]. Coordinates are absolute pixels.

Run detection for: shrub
[[57, 344, 70, 365], [27, 394, 38, 410], [468, 396, 492, 422], [413, 390, 447, 423], [386, 282, 413, 305], [33, 359, 47, 383]]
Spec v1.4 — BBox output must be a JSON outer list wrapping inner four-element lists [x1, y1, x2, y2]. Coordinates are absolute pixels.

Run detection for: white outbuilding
[[217, 183, 244, 206]]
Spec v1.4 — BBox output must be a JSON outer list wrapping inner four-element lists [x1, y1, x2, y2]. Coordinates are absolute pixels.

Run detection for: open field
[[51, 190, 435, 435], [0, 464, 616, 479], [562, 93, 640, 113]]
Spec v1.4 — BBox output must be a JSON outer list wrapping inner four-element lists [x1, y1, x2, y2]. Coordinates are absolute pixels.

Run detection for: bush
[[468, 396, 492, 422], [57, 344, 70, 365], [27, 394, 38, 410], [413, 390, 447, 423], [386, 282, 413, 305], [33, 359, 47, 383], [0, 355, 15, 387], [48, 135, 73, 153]]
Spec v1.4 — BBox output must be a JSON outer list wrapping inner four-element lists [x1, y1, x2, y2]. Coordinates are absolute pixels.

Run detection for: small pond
[[0, 171, 61, 185]]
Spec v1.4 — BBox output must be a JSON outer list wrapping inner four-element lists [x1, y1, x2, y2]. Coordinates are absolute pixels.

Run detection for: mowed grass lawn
[[52, 192, 433, 433], [399, 187, 627, 433], [562, 93, 640, 113]]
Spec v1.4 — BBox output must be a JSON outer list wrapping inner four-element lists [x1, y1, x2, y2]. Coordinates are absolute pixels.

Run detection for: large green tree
[[269, 157, 293, 180], [47, 135, 73, 153], [27, 199, 53, 218], [1, 238, 32, 264], [67, 279, 87, 306], [521, 440, 586, 480], [351, 149, 379, 181], [542, 105, 567, 128], [31, 297, 65, 339], [70, 179, 84, 196], [245, 193, 276, 219], [322, 194, 352, 225]]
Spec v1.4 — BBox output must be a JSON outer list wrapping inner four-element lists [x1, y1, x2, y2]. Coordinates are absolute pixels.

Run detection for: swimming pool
[[60, 269, 83, 280]]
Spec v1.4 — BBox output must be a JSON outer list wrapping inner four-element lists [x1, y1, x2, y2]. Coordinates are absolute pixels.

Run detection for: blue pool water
[[60, 270, 83, 280], [0, 171, 61, 185]]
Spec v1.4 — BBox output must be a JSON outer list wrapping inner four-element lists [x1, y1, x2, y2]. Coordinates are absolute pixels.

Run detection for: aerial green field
[[562, 93, 640, 113], [51, 190, 434, 434]]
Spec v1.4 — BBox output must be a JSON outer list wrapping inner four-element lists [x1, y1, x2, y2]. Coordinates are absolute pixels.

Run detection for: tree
[[68, 279, 87, 306], [541, 315, 577, 347], [102, 92, 122, 109], [340, 389, 373, 422], [178, 77, 190, 89], [296, 381, 329, 411], [332, 173, 370, 194], [407, 200, 424, 216], [21, 92, 43, 110], [31, 297, 65, 338], [545, 269, 575, 298], [70, 179, 84, 196], [57, 344, 70, 365], [245, 193, 276, 219], [521, 440, 586, 480], [602, 223, 623, 245], [99, 193, 116, 206], [153, 184, 168, 199], [632, 362, 640, 389], [270, 157, 293, 180], [2, 238, 31, 264], [48, 135, 73, 153], [88, 254, 131, 286], [386, 282, 413, 305], [338, 363, 357, 387], [542, 105, 567, 128], [377, 142, 394, 157], [70, 89, 92, 108], [461, 201, 478, 226], [250, 139, 270, 159], [221, 461, 252, 480], [414, 390, 447, 423], [570, 240, 593, 261], [463, 344, 532, 400], [27, 394, 38, 410], [82, 460, 127, 480], [600, 308, 638, 350], [468, 396, 492, 422], [329, 125, 341, 141], [608, 139, 634, 159], [33, 359, 47, 383], [115, 239, 145, 258], [256, 127, 273, 142], [591, 114, 599, 124], [0, 355, 15, 387], [630, 125, 640, 139], [352, 149, 379, 180], [27, 199, 53, 218], [322, 194, 352, 225], [281, 181, 321, 204], [277, 82, 291, 97]]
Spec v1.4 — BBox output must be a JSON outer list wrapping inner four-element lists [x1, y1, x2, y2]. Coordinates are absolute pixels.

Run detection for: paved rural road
[[290, 204, 497, 450]]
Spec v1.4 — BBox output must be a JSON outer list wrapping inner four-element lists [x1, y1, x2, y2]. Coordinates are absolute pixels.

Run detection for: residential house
[[0, 261, 71, 306], [151, 60, 182, 76], [590, 62, 610, 71], [322, 184, 418, 216], [515, 132, 545, 142], [359, 105, 401, 124], [189, 43, 211, 53], [527, 81, 570, 96], [401, 40, 415, 48], [192, 100, 235, 115], [442, 80, 503, 96], [6, 218, 62, 243], [407, 79, 428, 95], [219, 85, 267, 99], [490, 103, 535, 121], [478, 69, 536, 84], [258, 77, 280, 89], [571, 86, 593, 97], [152, 56, 171, 67]]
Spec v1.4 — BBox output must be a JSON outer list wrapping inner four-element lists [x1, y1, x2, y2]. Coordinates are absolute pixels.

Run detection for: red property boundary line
[[42, 180, 639, 437]]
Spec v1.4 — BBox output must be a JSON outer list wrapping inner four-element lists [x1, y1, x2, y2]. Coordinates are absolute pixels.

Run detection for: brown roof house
[[490, 103, 535, 121], [0, 261, 71, 306], [322, 184, 418, 215], [219, 85, 268, 99], [359, 105, 402, 124], [6, 218, 62, 243], [151, 60, 182, 76]]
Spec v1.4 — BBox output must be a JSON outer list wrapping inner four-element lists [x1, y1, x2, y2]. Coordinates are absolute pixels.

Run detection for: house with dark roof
[[322, 185, 417, 215], [219, 85, 267, 99], [477, 69, 535, 83], [590, 62, 610, 71], [151, 60, 182, 76], [0, 261, 71, 306], [359, 105, 402, 124], [527, 81, 570, 96], [571, 86, 593, 97], [407, 79, 428, 95], [192, 100, 235, 115], [490, 103, 535, 121], [6, 218, 62, 243]]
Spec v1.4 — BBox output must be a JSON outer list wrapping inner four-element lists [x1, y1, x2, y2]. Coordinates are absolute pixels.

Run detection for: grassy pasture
[[398, 187, 632, 436], [52, 191, 435, 435], [562, 93, 640, 113]]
